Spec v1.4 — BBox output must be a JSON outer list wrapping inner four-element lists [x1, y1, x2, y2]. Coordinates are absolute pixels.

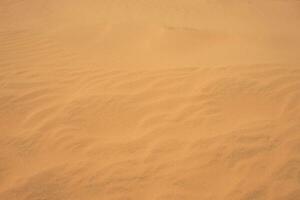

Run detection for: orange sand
[[0, 1, 300, 199]]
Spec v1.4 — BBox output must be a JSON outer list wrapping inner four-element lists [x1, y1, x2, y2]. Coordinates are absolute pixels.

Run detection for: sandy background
[[1, 0, 300, 199]]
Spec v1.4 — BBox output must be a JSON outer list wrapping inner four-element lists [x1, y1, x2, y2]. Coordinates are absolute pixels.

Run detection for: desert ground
[[1, 1, 300, 199]]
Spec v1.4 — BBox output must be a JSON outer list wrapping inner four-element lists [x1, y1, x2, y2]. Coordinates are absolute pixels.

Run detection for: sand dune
[[1, 1, 300, 200]]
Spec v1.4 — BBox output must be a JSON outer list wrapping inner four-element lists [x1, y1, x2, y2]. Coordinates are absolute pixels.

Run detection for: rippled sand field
[[1, 1, 300, 200]]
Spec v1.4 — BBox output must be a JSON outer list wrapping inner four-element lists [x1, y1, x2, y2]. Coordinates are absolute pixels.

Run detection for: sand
[[0, 0, 300, 199]]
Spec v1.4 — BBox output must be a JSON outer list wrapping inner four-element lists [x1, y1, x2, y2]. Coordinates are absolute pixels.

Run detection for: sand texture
[[1, 1, 300, 200]]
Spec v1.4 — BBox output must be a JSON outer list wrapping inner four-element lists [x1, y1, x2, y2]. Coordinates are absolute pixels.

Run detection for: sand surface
[[1, 1, 300, 199]]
